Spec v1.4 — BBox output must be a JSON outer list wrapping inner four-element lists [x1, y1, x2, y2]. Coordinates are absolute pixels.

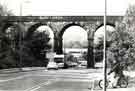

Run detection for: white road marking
[[32, 74, 99, 79], [24, 78, 59, 91], [0, 90, 23, 91], [0, 75, 31, 83]]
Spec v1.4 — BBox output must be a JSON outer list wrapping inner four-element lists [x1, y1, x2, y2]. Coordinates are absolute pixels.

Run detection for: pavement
[[107, 87, 135, 91], [0, 67, 46, 74]]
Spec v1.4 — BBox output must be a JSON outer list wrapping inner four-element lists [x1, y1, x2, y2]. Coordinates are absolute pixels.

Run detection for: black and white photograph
[[0, 0, 135, 91]]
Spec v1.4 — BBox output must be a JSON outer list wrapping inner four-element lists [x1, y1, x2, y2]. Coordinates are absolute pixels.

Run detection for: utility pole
[[19, 0, 31, 71], [103, 0, 107, 91], [19, 0, 23, 71], [20, 0, 31, 16]]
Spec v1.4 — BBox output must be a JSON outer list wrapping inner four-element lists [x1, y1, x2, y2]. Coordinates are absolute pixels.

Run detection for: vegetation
[[107, 5, 135, 70], [94, 29, 114, 63], [0, 4, 15, 69], [93, 5, 135, 70], [21, 30, 51, 67], [0, 25, 51, 69], [0, 4, 13, 16], [0, 4, 51, 69], [63, 53, 78, 68]]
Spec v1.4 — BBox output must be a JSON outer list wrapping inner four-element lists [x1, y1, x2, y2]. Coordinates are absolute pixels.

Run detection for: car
[[47, 61, 58, 70], [80, 61, 87, 66], [71, 62, 78, 66], [66, 61, 78, 67], [57, 63, 64, 68]]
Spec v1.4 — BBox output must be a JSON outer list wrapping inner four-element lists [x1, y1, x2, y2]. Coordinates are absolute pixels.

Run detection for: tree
[[0, 4, 15, 69], [107, 5, 135, 70], [0, 4, 12, 16], [21, 30, 51, 67], [0, 3, 51, 68], [82, 51, 87, 60], [94, 28, 115, 63]]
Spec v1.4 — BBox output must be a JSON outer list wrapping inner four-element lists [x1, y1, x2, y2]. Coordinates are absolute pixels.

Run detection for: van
[[54, 54, 64, 68]]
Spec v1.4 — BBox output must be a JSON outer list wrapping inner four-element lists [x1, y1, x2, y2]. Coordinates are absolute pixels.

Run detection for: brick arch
[[93, 23, 116, 63], [2, 23, 16, 33], [1, 22, 23, 39], [1, 22, 23, 53], [94, 23, 116, 41], [26, 22, 53, 39], [56, 22, 87, 54], [58, 23, 86, 38], [95, 23, 115, 31]]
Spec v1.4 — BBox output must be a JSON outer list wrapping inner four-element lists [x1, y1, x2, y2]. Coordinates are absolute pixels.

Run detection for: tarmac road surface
[[0, 68, 134, 91]]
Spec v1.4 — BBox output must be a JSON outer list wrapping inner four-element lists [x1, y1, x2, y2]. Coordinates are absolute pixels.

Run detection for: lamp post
[[19, 0, 30, 70], [20, 0, 31, 16], [103, 0, 107, 91], [19, 0, 30, 71], [19, 0, 23, 71], [20, 1, 23, 16]]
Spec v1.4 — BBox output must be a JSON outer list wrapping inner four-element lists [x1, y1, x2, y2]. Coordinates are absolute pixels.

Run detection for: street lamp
[[103, 0, 107, 91], [20, 0, 31, 16], [19, 0, 31, 70]]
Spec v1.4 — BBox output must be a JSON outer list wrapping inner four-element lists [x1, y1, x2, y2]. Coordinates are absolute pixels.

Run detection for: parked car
[[57, 63, 64, 68], [47, 61, 58, 70], [80, 61, 87, 66], [66, 61, 78, 67]]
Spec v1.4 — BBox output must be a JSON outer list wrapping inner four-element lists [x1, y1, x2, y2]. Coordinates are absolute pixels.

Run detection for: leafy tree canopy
[[107, 5, 135, 70]]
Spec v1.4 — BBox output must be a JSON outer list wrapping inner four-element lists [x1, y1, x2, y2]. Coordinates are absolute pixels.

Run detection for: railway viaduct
[[0, 16, 123, 68]]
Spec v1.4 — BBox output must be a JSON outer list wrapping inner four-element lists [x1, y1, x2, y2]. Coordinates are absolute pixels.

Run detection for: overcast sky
[[63, 26, 87, 47], [0, 0, 135, 16]]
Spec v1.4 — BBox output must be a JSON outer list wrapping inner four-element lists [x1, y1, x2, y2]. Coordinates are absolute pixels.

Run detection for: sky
[[94, 25, 115, 44], [63, 26, 87, 47], [0, 0, 135, 16]]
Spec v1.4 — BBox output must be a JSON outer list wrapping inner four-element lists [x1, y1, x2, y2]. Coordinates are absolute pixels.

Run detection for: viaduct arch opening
[[94, 24, 116, 63], [2, 23, 21, 50], [27, 23, 54, 50], [57, 23, 87, 54], [63, 26, 88, 49]]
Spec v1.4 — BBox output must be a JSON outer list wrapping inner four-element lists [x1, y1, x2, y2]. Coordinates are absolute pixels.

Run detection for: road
[[0, 68, 134, 91]]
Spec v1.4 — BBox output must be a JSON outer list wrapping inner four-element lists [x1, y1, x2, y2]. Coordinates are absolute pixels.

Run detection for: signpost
[[46, 52, 56, 62], [46, 52, 56, 59]]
